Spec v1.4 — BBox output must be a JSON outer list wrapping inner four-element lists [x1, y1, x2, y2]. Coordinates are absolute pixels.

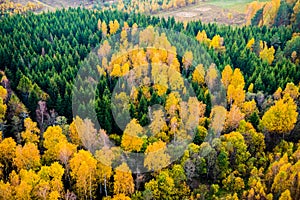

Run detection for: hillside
[[0, 1, 299, 200]]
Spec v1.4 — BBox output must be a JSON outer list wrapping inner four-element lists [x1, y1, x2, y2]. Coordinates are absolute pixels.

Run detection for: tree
[[274, 1, 292, 27], [222, 132, 250, 171], [261, 94, 298, 135], [210, 35, 225, 51], [114, 162, 134, 195], [112, 193, 131, 200], [21, 118, 40, 144], [210, 106, 227, 138], [97, 19, 102, 31], [149, 109, 168, 139], [70, 150, 97, 199], [36, 100, 50, 133], [227, 68, 245, 106], [196, 30, 210, 46], [279, 189, 292, 200], [0, 138, 16, 176], [259, 44, 275, 65], [221, 65, 233, 89], [43, 126, 68, 163], [0, 86, 7, 101], [17, 75, 33, 102], [95, 147, 114, 197], [283, 82, 299, 100], [121, 119, 145, 152], [182, 51, 193, 73], [192, 64, 205, 85], [102, 21, 108, 37], [14, 143, 41, 171], [225, 105, 245, 132], [246, 38, 255, 50], [68, 117, 100, 153], [109, 20, 120, 35], [144, 141, 170, 172], [0, 97, 7, 124], [144, 170, 175, 199], [0, 180, 13, 199]]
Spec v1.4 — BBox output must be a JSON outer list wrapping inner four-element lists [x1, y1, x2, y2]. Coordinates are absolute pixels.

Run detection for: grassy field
[[208, 0, 269, 13], [155, 0, 270, 26]]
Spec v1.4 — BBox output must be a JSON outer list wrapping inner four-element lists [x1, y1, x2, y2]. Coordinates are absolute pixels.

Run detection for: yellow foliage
[[261, 94, 298, 134], [112, 193, 131, 200], [21, 118, 40, 144], [114, 162, 134, 195], [259, 45, 275, 65], [241, 100, 257, 117], [273, 87, 282, 100], [283, 82, 299, 100], [14, 143, 41, 171], [144, 141, 170, 171], [0, 86, 7, 100], [121, 119, 145, 152], [70, 150, 97, 199], [43, 126, 68, 162], [221, 65, 233, 89], [246, 38, 255, 50], [248, 83, 254, 93], [192, 64, 205, 85]]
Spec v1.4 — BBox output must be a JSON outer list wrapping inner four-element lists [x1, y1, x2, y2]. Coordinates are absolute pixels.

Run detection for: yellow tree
[[261, 94, 298, 135], [246, 38, 255, 50], [149, 109, 168, 139], [14, 143, 41, 171], [102, 21, 108, 37], [205, 64, 219, 90], [15, 169, 39, 199], [95, 147, 113, 197], [274, 87, 282, 100], [186, 97, 206, 132], [283, 82, 299, 100], [114, 162, 134, 195], [241, 100, 257, 118], [0, 180, 13, 199], [165, 92, 181, 117], [35, 162, 64, 199], [210, 35, 225, 51], [227, 68, 245, 106], [221, 65, 233, 89], [0, 86, 7, 100], [182, 51, 193, 72], [70, 150, 97, 199], [192, 64, 205, 85], [112, 193, 131, 200], [144, 141, 170, 172], [279, 189, 292, 200], [43, 126, 68, 163], [69, 117, 100, 153], [121, 119, 145, 152], [259, 44, 275, 65], [109, 20, 120, 35], [196, 30, 210, 46], [262, 0, 280, 26], [0, 138, 16, 176], [111, 64, 122, 77], [210, 106, 227, 136], [225, 105, 245, 132], [0, 97, 7, 124], [21, 118, 40, 144]]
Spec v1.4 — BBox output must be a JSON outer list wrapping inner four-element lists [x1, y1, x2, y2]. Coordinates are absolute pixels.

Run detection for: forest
[[0, 0, 300, 199]]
